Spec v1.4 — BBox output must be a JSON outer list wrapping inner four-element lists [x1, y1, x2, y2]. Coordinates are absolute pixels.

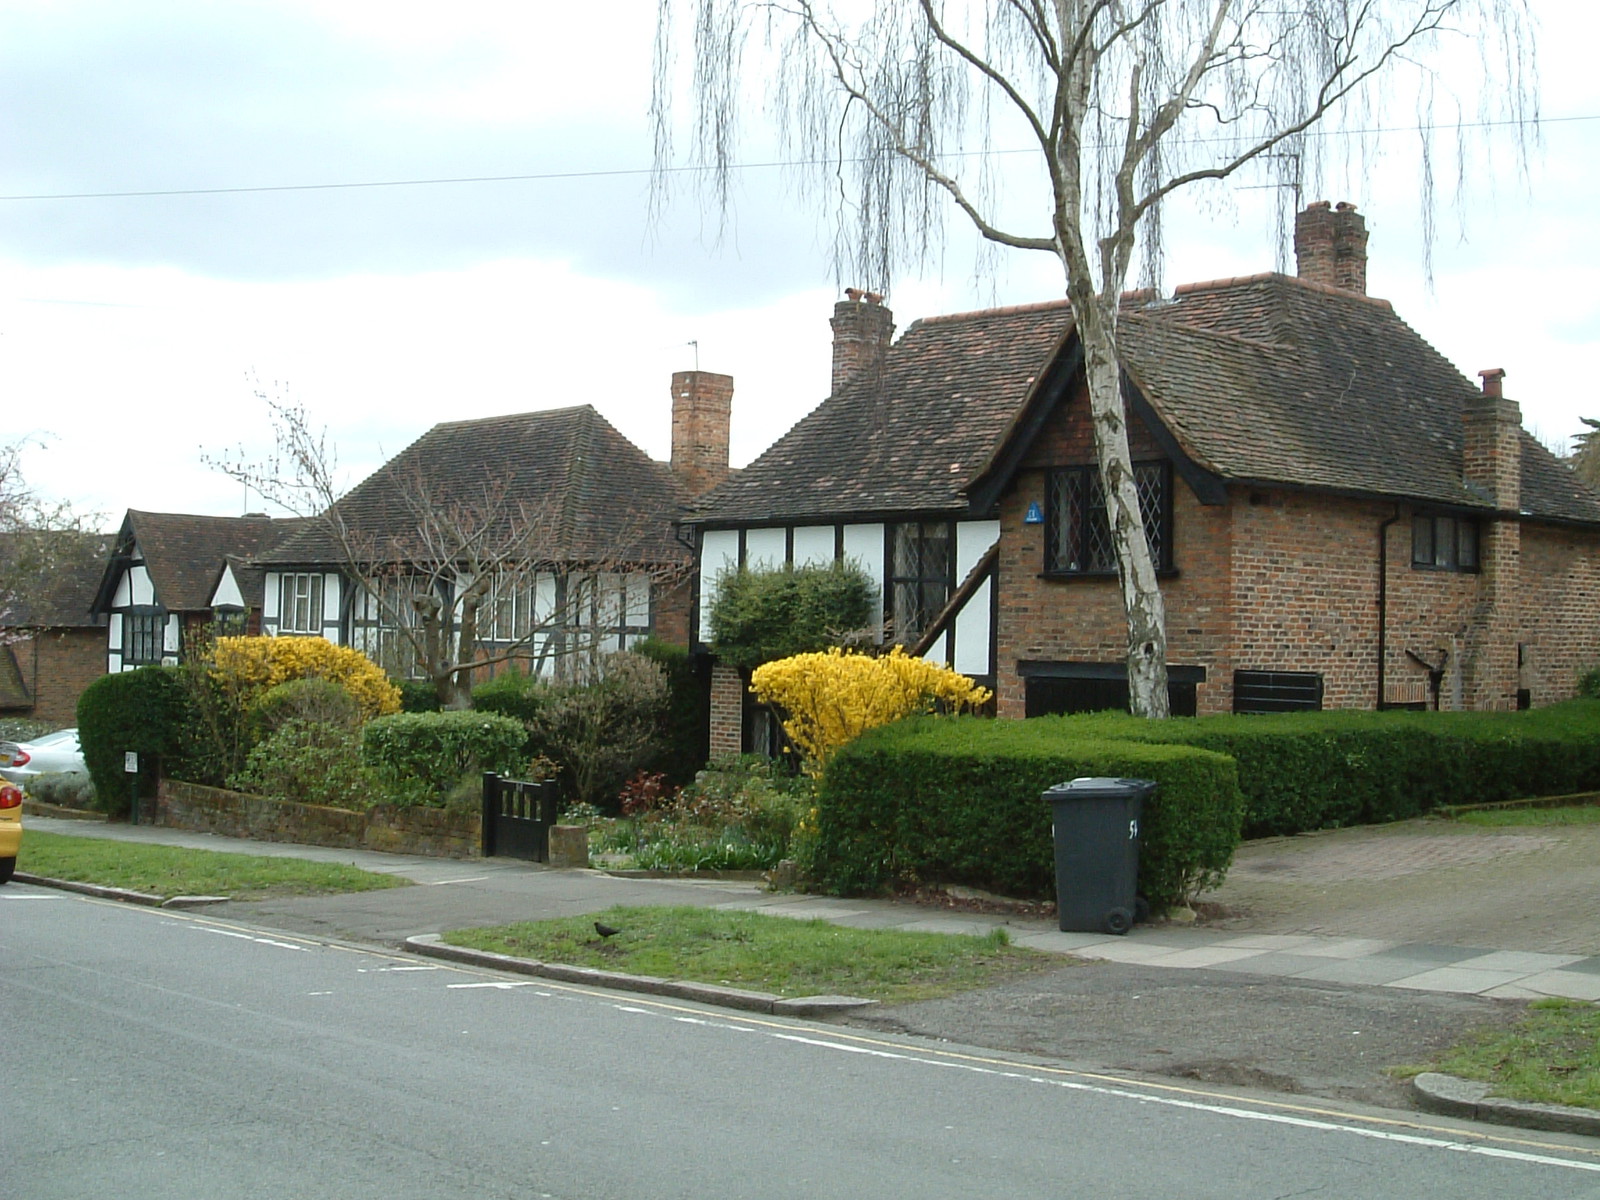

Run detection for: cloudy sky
[[2, 1, 1595, 527]]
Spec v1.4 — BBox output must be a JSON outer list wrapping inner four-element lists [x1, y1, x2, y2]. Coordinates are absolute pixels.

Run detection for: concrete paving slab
[[1450, 950, 1584, 973], [1290, 938, 1400, 959], [1552, 956, 1600, 977], [1134, 945, 1274, 969], [895, 918, 1009, 936], [1291, 957, 1449, 987], [1215, 952, 1343, 978], [1503, 969, 1600, 1002], [1011, 932, 1120, 954], [1386, 966, 1529, 994], [1070, 941, 1192, 964], [1218, 934, 1322, 951], [1367, 942, 1492, 966]]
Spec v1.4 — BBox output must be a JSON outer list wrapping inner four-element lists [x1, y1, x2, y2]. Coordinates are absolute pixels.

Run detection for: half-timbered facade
[[91, 511, 308, 672], [253, 403, 697, 687]]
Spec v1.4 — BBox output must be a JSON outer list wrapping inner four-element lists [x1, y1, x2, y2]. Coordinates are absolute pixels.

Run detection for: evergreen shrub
[[472, 667, 548, 726], [76, 667, 189, 816], [361, 710, 528, 801], [814, 715, 1242, 908], [1055, 702, 1600, 837], [709, 560, 877, 671], [635, 637, 707, 787], [396, 680, 443, 713]]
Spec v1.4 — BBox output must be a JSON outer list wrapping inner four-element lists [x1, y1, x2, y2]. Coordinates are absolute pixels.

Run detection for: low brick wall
[[157, 779, 481, 859]]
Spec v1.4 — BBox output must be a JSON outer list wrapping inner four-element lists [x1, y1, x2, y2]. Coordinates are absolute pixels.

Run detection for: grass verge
[[443, 905, 1059, 1004], [20, 831, 410, 900], [1415, 999, 1600, 1109]]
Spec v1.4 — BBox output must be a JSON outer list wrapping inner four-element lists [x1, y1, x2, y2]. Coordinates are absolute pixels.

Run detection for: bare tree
[[652, 0, 1535, 717], [0, 438, 98, 643], [214, 393, 690, 710]]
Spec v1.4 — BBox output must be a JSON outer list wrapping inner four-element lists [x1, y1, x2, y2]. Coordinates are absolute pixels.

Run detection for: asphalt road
[[10, 883, 1600, 1200]]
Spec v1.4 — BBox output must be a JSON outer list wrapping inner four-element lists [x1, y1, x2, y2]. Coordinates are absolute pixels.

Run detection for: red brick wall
[[652, 575, 693, 649], [709, 663, 743, 758], [991, 383, 1587, 716], [1518, 523, 1600, 704], [10, 627, 105, 725]]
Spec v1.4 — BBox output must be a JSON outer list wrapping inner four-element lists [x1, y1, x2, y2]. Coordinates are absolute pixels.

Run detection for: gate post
[[481, 771, 498, 857]]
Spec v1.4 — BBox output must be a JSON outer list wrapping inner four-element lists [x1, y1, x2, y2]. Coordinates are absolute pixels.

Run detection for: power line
[[0, 113, 1589, 204]]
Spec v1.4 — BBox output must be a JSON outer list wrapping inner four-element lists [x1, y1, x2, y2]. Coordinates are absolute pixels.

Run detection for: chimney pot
[[1478, 368, 1506, 398]]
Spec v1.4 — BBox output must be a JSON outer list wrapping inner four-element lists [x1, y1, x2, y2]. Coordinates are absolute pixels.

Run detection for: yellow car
[[0, 782, 20, 884]]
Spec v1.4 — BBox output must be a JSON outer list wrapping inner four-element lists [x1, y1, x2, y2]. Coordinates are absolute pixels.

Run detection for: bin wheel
[[1103, 907, 1133, 936]]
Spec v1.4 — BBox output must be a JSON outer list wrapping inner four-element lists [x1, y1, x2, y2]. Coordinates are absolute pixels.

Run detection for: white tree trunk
[[1071, 289, 1171, 719]]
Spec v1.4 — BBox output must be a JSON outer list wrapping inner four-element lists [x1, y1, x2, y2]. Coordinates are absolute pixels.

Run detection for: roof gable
[[94, 511, 310, 615]]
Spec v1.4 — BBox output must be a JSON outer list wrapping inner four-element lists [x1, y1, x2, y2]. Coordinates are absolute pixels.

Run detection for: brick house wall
[[989, 381, 1595, 717], [9, 627, 105, 725], [709, 663, 743, 758]]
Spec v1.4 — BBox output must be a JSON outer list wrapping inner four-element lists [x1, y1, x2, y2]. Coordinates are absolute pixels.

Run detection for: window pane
[[1458, 520, 1479, 569], [1412, 516, 1434, 566], [1434, 517, 1456, 567]]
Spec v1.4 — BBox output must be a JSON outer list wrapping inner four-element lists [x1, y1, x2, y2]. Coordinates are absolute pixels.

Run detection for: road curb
[[1411, 1072, 1600, 1137], [403, 934, 878, 1018], [14, 872, 166, 906]]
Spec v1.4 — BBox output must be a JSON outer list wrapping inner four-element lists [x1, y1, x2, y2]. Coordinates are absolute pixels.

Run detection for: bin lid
[[1042, 776, 1157, 800]]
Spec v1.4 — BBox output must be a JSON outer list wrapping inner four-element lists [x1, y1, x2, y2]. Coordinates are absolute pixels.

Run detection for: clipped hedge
[[472, 668, 548, 726], [814, 715, 1243, 908], [1050, 702, 1600, 837], [361, 710, 528, 798], [77, 667, 189, 817]]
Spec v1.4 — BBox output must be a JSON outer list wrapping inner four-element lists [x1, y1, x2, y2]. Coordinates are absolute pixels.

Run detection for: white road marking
[[356, 965, 440, 973], [770, 1033, 1600, 1175], [447, 981, 541, 990], [190, 926, 309, 952], [427, 876, 489, 885], [0, 893, 63, 899]]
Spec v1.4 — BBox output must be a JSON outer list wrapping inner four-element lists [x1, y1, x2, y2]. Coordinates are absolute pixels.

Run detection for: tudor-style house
[[683, 202, 1600, 755], [92, 510, 308, 672], [251, 381, 733, 688]]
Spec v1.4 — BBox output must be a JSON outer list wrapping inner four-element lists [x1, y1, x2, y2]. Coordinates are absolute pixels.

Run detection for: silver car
[[0, 728, 86, 786]]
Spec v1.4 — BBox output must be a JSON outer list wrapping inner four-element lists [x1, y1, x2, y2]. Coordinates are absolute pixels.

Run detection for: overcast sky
[[2, 1, 1595, 527]]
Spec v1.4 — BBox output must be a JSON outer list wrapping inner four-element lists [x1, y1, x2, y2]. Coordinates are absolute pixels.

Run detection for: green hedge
[[472, 669, 547, 726], [814, 715, 1243, 908], [635, 637, 708, 787], [76, 667, 189, 817], [1051, 702, 1600, 837], [361, 710, 528, 797]]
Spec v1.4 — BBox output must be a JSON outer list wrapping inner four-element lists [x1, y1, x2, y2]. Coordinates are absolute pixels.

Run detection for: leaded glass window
[[1045, 461, 1170, 574]]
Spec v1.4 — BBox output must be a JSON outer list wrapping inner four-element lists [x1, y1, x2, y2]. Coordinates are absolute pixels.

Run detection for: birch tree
[[652, 0, 1536, 717]]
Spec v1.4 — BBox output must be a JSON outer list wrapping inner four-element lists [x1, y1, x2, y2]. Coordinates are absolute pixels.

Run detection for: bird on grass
[[594, 921, 621, 939]]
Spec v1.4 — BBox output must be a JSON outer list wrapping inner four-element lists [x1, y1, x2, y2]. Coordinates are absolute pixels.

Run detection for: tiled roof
[[691, 276, 1600, 527], [687, 302, 1072, 523], [1125, 275, 1600, 522], [116, 511, 310, 613], [0, 530, 110, 628], [261, 405, 690, 569]]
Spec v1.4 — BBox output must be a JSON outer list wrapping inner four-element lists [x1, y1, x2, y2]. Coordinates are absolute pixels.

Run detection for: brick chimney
[[1294, 201, 1369, 294], [1463, 368, 1522, 512], [830, 289, 894, 394], [670, 370, 733, 498]]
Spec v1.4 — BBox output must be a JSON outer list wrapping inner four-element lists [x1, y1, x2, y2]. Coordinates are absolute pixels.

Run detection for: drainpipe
[[1376, 507, 1400, 710]]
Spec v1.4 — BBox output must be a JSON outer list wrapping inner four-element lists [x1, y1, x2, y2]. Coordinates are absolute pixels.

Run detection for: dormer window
[[1411, 513, 1479, 572]]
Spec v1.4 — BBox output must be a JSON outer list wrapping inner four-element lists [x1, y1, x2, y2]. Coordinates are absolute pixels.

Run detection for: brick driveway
[[1198, 817, 1600, 955]]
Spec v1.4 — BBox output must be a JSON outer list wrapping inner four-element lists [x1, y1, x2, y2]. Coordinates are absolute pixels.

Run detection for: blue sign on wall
[[1024, 501, 1045, 525]]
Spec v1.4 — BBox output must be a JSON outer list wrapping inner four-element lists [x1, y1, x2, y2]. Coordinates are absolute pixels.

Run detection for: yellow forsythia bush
[[750, 647, 992, 774], [207, 636, 402, 720]]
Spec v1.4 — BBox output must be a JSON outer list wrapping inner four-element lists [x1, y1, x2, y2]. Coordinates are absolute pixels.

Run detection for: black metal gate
[[481, 772, 558, 862]]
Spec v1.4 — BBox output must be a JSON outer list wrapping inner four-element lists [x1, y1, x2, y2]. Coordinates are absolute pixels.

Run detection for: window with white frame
[[279, 573, 324, 634]]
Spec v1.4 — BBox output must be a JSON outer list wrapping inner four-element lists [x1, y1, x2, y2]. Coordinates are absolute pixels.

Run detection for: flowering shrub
[[208, 636, 401, 720], [750, 647, 992, 773]]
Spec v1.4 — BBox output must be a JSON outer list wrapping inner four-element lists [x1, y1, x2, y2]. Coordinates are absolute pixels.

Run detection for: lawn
[[19, 831, 410, 900], [443, 904, 1060, 1004], [1421, 999, 1600, 1109]]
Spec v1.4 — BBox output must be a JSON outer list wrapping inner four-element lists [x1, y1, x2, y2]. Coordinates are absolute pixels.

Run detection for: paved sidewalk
[[24, 812, 1600, 1003]]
